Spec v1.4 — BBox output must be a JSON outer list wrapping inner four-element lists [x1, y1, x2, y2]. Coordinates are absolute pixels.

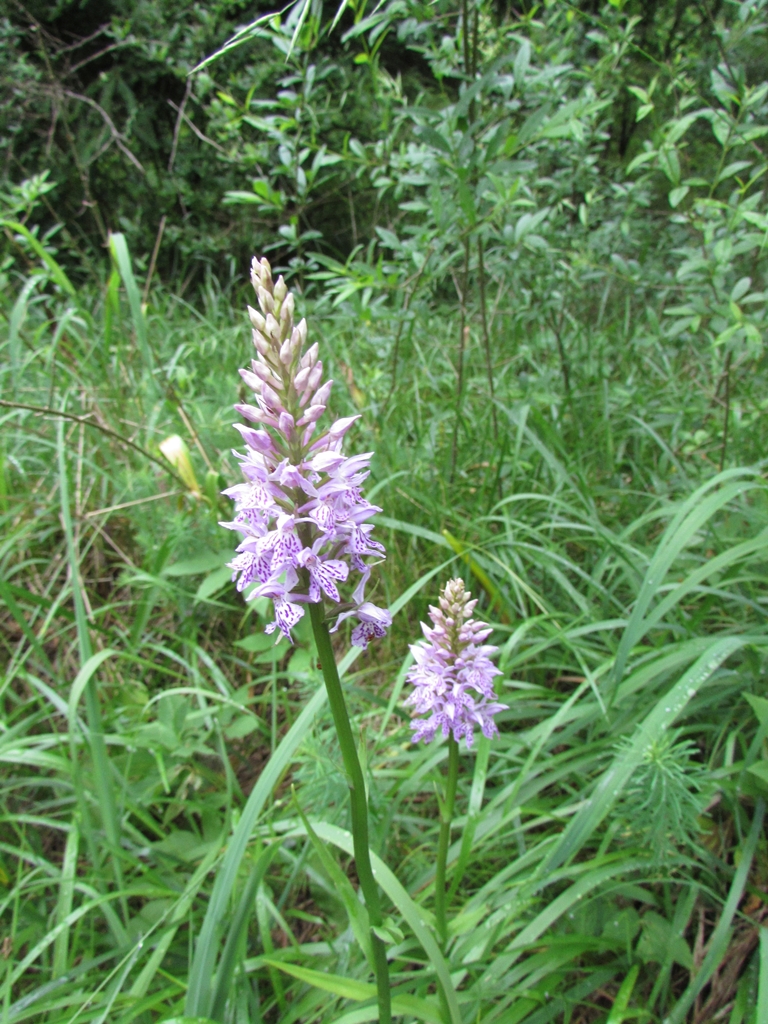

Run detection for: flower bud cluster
[[221, 257, 391, 646], [405, 578, 507, 748]]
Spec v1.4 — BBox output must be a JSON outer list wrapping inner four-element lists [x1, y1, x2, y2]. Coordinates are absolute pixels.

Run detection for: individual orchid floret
[[221, 257, 389, 645], [404, 578, 507, 749]]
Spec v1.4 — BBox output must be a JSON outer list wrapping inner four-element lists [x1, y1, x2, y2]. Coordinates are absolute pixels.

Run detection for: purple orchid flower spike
[[221, 257, 391, 644], [405, 578, 508, 749]]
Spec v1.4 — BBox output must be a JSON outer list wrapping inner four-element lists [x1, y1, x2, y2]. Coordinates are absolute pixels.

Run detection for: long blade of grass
[[129, 842, 223, 999], [67, 649, 124, 902], [58, 419, 125, 907], [108, 232, 155, 385], [52, 823, 79, 979], [209, 842, 281, 1021]]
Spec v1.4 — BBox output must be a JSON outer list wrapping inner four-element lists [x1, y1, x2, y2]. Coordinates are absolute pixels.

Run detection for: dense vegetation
[[3, 0, 768, 1021]]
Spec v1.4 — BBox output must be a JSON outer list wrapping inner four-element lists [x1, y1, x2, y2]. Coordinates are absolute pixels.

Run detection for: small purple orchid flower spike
[[221, 257, 391, 645], [405, 578, 507, 749]]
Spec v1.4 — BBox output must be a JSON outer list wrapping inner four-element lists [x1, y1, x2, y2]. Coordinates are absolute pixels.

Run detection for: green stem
[[719, 349, 733, 473], [309, 603, 392, 1024], [435, 737, 460, 947]]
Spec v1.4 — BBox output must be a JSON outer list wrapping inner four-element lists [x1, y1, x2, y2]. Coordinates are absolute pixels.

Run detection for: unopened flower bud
[[239, 368, 262, 392], [252, 329, 271, 357], [280, 293, 294, 326], [252, 259, 271, 296], [294, 365, 311, 392], [248, 305, 266, 332], [295, 318, 308, 348], [258, 287, 274, 315], [279, 339, 293, 366], [261, 383, 283, 413], [289, 326, 302, 359], [250, 261, 261, 293], [306, 362, 323, 393], [299, 362, 324, 407], [250, 360, 280, 385], [278, 411, 295, 438], [274, 275, 287, 303], [298, 339, 316, 369], [265, 313, 280, 343], [234, 402, 274, 426], [313, 380, 333, 407], [299, 404, 326, 425]]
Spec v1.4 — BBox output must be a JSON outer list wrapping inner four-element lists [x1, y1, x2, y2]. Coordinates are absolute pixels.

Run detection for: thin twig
[[69, 41, 132, 75], [85, 517, 137, 569], [85, 492, 181, 518], [56, 22, 110, 53], [168, 80, 192, 172], [62, 90, 145, 173], [143, 215, 167, 302], [551, 309, 572, 396], [167, 100, 228, 154], [173, 397, 216, 473], [0, 400, 185, 486]]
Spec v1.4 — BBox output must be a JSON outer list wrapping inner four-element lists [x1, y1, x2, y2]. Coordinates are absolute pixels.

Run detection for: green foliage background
[[3, 0, 768, 1022]]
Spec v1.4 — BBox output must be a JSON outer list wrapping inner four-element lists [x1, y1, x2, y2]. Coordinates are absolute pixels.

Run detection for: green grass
[[2, 240, 768, 1024]]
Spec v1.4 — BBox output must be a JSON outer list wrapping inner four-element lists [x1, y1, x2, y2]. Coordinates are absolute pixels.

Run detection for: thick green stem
[[435, 737, 460, 947], [309, 603, 392, 1024]]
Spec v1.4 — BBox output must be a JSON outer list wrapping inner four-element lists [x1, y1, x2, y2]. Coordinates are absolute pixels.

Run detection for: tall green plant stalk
[[308, 603, 392, 1024], [477, 237, 497, 441], [57, 417, 126, 920], [450, 238, 471, 482], [719, 349, 733, 472], [435, 737, 460, 946]]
